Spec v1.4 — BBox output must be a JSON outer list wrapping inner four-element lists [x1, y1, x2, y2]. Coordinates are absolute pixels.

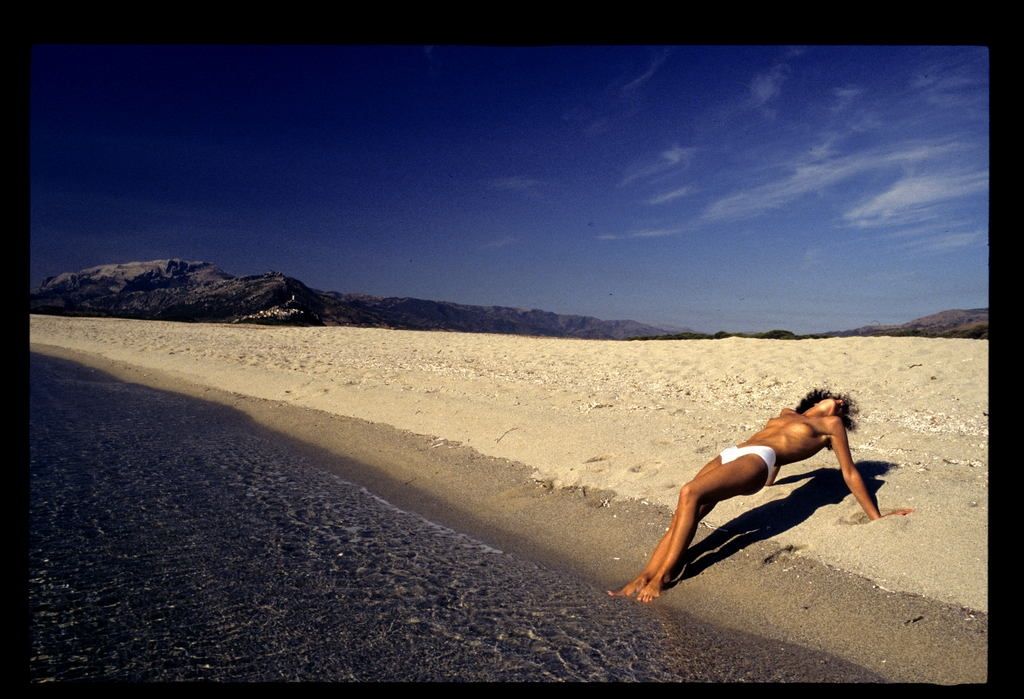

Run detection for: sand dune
[[30, 314, 988, 612]]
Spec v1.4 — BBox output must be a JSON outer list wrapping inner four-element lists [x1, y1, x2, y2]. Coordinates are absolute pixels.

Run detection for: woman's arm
[[825, 417, 885, 520]]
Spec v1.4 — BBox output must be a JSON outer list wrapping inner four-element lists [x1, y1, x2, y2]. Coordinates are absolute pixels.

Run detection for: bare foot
[[607, 574, 649, 598], [636, 578, 664, 603]]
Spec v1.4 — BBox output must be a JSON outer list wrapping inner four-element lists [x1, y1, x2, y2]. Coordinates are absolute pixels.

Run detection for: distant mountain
[[828, 308, 988, 338], [30, 259, 673, 340], [324, 292, 670, 339], [33, 260, 335, 326], [35, 259, 233, 300]]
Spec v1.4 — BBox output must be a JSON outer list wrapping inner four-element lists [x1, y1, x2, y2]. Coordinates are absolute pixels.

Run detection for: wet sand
[[30, 353, 884, 682], [29, 336, 987, 683], [28, 315, 989, 616]]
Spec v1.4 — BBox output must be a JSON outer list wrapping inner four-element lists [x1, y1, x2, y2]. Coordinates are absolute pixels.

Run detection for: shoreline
[[27, 315, 988, 612], [29, 342, 987, 683]]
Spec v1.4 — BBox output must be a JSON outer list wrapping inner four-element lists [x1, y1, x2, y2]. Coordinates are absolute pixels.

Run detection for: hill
[[31, 259, 672, 340]]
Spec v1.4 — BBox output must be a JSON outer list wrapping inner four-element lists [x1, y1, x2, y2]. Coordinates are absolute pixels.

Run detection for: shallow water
[[28, 353, 881, 682]]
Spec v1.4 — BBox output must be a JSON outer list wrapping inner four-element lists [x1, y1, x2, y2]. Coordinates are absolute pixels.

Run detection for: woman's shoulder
[[803, 414, 845, 435]]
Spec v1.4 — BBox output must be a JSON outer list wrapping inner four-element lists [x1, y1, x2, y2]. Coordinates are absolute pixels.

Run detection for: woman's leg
[[635, 454, 767, 603], [608, 455, 726, 597]]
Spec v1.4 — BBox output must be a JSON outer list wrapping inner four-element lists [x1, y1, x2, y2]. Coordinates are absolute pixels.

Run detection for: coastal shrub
[[758, 329, 798, 339]]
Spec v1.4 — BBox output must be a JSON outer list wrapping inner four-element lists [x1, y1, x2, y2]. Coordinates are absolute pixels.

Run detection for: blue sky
[[30, 45, 988, 333]]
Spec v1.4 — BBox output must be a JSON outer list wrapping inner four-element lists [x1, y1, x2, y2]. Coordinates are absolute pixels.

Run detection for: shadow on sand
[[669, 461, 899, 584]]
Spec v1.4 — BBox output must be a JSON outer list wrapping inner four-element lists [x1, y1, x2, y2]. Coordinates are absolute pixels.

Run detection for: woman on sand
[[608, 388, 914, 603]]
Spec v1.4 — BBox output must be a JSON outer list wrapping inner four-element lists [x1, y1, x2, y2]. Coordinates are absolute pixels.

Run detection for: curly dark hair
[[795, 388, 859, 434]]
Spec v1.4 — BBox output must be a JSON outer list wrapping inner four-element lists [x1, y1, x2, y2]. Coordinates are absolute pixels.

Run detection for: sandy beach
[[29, 315, 988, 682]]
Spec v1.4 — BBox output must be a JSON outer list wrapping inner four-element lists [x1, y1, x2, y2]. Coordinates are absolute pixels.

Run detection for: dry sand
[[29, 315, 989, 682]]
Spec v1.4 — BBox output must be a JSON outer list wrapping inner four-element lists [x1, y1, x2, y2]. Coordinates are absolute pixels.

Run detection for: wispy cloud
[[801, 247, 821, 270], [831, 85, 864, 112], [891, 229, 986, 254], [621, 47, 673, 95], [807, 137, 838, 160], [481, 235, 518, 249], [565, 47, 674, 137], [750, 63, 789, 109], [843, 171, 988, 228], [913, 72, 982, 101], [646, 186, 694, 205], [910, 48, 988, 109], [876, 218, 975, 240], [701, 140, 960, 223], [490, 176, 544, 192], [621, 145, 694, 187], [745, 48, 811, 117], [584, 117, 612, 137], [597, 227, 681, 241], [423, 45, 441, 78]]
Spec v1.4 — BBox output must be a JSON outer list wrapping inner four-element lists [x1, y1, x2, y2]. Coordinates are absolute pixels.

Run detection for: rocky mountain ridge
[[30, 259, 672, 339]]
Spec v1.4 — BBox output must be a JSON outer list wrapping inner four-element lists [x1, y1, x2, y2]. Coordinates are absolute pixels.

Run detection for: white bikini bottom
[[720, 445, 779, 484]]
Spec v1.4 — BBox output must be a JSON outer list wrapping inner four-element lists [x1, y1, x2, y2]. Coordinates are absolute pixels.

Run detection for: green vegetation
[[628, 329, 831, 341], [627, 323, 988, 341], [947, 323, 988, 339], [884, 323, 988, 339]]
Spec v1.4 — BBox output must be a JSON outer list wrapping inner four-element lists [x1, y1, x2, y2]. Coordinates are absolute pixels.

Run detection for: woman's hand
[[880, 508, 915, 518]]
